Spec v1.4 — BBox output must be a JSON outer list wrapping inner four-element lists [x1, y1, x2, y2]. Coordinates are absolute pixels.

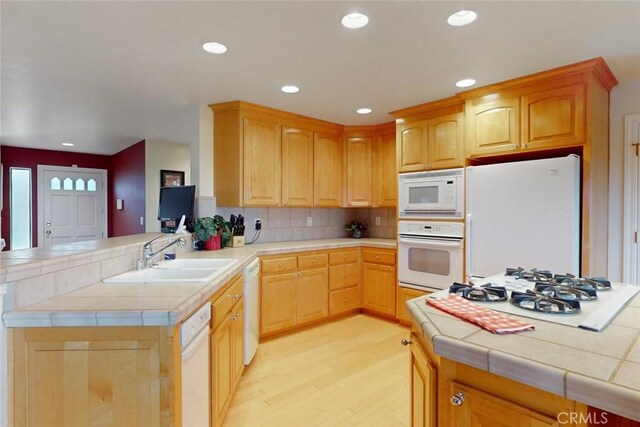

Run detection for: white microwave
[[398, 168, 464, 219]]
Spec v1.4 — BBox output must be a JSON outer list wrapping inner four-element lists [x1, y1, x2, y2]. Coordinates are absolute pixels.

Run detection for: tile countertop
[[2, 237, 395, 328], [407, 294, 640, 422]]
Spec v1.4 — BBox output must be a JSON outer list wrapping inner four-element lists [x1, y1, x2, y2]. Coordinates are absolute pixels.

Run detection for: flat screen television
[[157, 185, 196, 232]]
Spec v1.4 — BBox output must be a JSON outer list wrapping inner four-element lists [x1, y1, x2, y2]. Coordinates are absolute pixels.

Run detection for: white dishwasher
[[243, 258, 260, 364], [180, 301, 211, 427]]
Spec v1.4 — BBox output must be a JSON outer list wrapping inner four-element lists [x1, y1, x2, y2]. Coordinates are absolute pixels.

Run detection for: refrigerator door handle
[[465, 213, 472, 279]]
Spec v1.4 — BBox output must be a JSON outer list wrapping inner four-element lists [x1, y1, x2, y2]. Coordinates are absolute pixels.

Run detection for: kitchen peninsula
[[1, 233, 395, 426], [405, 293, 640, 425]]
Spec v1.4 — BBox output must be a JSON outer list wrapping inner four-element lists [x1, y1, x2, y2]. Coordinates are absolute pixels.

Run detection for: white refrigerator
[[465, 155, 581, 279]]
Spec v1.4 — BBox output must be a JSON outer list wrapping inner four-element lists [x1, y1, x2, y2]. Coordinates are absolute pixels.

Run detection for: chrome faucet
[[139, 236, 186, 269]]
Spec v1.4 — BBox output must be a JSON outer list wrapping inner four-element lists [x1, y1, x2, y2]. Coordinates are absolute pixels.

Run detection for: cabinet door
[[428, 113, 464, 170], [346, 136, 373, 206], [411, 333, 437, 427], [397, 287, 428, 324], [521, 83, 585, 151], [261, 273, 297, 335], [448, 382, 559, 427], [296, 267, 328, 325], [466, 98, 520, 157], [282, 126, 314, 207], [397, 121, 429, 172], [313, 132, 343, 207], [231, 300, 244, 389], [212, 320, 232, 424], [243, 117, 282, 206], [362, 263, 396, 316], [373, 129, 397, 207]]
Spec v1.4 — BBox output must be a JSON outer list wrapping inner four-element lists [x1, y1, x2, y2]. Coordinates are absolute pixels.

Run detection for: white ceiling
[[1, 1, 639, 155]]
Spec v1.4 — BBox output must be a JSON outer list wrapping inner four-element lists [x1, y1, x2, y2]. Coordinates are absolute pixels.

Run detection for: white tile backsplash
[[213, 207, 396, 243]]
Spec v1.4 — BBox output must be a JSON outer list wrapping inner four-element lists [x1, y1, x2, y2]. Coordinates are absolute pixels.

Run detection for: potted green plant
[[195, 215, 233, 250], [345, 219, 368, 239]]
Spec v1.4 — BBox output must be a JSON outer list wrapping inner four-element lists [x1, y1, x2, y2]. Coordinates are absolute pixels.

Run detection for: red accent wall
[[1, 146, 112, 250], [1, 141, 147, 249], [110, 140, 145, 237]]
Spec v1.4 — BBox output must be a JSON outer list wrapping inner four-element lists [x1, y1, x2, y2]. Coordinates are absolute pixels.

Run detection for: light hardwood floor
[[225, 314, 410, 427]]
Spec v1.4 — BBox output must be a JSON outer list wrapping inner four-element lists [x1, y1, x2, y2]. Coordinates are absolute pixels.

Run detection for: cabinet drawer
[[212, 276, 244, 329], [298, 253, 328, 270], [329, 263, 360, 290], [362, 249, 395, 265], [329, 286, 361, 315], [329, 250, 359, 265], [261, 256, 297, 274]]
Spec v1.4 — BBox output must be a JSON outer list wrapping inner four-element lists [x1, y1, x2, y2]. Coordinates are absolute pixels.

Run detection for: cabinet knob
[[400, 338, 412, 346], [343, 274, 347, 278], [312, 259, 316, 263], [522, 143, 528, 148], [278, 263, 283, 267], [343, 298, 349, 303], [450, 392, 465, 406], [512, 143, 518, 148], [375, 255, 380, 259], [299, 272, 303, 277], [283, 202, 287, 206], [428, 164, 432, 169]]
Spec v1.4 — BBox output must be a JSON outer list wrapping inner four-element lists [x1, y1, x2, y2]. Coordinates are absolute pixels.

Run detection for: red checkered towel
[[427, 294, 535, 334]]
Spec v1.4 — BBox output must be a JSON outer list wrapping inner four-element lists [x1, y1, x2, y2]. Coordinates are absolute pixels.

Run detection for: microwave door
[[403, 180, 445, 211]]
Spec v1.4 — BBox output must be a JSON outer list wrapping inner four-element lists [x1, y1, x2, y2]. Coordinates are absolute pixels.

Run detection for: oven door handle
[[399, 237, 463, 249]]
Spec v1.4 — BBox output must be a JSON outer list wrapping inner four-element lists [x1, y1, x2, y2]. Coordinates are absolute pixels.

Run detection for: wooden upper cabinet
[[346, 134, 373, 207], [211, 101, 342, 207], [428, 113, 464, 169], [466, 97, 520, 157], [313, 131, 343, 207], [373, 124, 397, 207], [243, 116, 282, 206], [282, 126, 314, 207], [521, 83, 585, 150], [397, 121, 429, 172]]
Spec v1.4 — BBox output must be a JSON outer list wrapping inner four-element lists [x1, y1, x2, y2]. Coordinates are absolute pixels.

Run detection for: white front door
[[37, 166, 107, 247]]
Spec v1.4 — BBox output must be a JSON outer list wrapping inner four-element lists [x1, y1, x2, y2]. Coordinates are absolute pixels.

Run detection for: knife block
[[231, 236, 245, 247]]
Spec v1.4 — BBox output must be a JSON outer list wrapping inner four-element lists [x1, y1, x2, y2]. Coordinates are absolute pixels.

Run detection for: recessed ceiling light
[[281, 85, 300, 94], [61, 143, 74, 147], [447, 10, 477, 26], [202, 42, 227, 54], [456, 79, 476, 87], [357, 108, 372, 114], [455, 78, 477, 88], [342, 12, 369, 29]]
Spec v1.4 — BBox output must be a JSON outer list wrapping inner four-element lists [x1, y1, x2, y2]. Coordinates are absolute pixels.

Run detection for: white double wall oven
[[397, 168, 465, 292]]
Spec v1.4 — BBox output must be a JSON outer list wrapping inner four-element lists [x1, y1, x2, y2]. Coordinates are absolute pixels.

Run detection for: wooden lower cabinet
[[261, 252, 329, 336], [408, 323, 590, 427], [328, 248, 361, 316], [397, 287, 429, 325], [296, 267, 329, 324], [10, 326, 178, 427], [261, 272, 298, 334], [448, 382, 559, 427], [361, 247, 396, 317], [410, 332, 438, 427], [211, 275, 245, 427]]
